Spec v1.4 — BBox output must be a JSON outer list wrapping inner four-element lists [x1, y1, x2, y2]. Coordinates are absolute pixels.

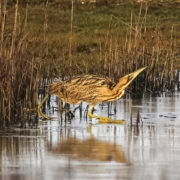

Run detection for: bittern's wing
[[66, 75, 116, 90], [60, 75, 116, 105]]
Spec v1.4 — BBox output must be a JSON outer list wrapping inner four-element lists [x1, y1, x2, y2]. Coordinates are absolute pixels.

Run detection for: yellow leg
[[88, 124, 93, 138], [38, 94, 50, 120], [88, 105, 126, 124]]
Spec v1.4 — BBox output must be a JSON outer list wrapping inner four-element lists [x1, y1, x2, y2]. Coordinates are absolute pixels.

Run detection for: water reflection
[[1, 92, 180, 180], [0, 130, 45, 180], [50, 136, 127, 163]]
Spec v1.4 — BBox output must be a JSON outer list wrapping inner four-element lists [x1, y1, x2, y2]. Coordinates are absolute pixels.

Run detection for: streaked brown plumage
[[38, 67, 146, 123]]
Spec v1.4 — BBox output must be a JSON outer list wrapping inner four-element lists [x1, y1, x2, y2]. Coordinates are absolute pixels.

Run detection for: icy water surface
[[1, 92, 180, 180]]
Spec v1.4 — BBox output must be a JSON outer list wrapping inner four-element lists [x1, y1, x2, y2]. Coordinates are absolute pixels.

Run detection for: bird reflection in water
[[50, 125, 127, 163]]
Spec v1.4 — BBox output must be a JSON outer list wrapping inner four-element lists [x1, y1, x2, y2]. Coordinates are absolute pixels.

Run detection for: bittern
[[38, 67, 146, 123]]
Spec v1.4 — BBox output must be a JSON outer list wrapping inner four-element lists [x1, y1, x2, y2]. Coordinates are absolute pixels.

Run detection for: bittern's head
[[123, 66, 147, 89], [113, 67, 147, 94], [123, 67, 147, 90]]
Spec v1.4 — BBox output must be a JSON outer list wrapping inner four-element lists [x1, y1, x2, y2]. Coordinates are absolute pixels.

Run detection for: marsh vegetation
[[0, 0, 179, 128]]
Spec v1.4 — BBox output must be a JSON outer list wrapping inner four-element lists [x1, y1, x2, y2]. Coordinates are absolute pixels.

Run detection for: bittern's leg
[[88, 124, 93, 138], [38, 93, 50, 120], [88, 105, 126, 124], [88, 105, 100, 119]]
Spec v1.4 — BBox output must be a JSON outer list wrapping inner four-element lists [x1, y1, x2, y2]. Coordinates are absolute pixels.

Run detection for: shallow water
[[1, 92, 180, 180]]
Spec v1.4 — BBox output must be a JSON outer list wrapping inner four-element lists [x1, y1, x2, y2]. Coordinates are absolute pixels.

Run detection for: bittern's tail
[[113, 67, 147, 92], [47, 81, 63, 95]]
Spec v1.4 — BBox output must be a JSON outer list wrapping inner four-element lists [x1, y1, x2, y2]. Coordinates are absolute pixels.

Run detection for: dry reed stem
[[0, 0, 6, 55], [10, 0, 18, 58], [69, 0, 74, 75]]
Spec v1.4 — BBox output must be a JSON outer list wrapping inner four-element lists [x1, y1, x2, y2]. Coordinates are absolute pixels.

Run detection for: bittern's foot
[[24, 108, 37, 113], [88, 105, 126, 124], [38, 117, 57, 126], [38, 110, 51, 120], [98, 117, 126, 124]]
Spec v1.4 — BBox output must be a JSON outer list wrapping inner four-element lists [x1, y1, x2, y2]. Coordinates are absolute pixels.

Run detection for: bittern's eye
[[128, 75, 132, 81]]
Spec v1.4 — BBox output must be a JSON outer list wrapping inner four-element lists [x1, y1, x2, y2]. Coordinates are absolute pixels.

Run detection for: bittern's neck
[[112, 83, 125, 100], [112, 76, 128, 95]]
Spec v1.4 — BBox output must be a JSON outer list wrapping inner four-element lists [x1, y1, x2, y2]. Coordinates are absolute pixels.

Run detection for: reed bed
[[99, 17, 178, 93], [0, 1, 40, 128], [0, 0, 179, 128]]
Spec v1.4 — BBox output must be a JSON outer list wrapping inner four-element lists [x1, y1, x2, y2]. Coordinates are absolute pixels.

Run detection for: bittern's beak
[[129, 66, 147, 79]]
